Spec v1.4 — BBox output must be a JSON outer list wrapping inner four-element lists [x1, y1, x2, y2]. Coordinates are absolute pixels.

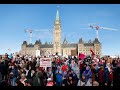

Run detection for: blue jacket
[[11, 68, 19, 78], [56, 73, 63, 82], [103, 67, 109, 83]]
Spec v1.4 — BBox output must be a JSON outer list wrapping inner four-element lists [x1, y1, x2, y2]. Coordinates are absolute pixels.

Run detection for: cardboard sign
[[36, 50, 40, 57], [40, 58, 51, 67]]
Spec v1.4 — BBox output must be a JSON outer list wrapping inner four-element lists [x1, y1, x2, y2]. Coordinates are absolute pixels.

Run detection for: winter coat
[[56, 73, 63, 83], [103, 67, 113, 83], [83, 70, 92, 80], [98, 68, 104, 83], [62, 65, 68, 72], [32, 72, 43, 86], [26, 70, 32, 79], [113, 67, 120, 86], [77, 79, 92, 86]]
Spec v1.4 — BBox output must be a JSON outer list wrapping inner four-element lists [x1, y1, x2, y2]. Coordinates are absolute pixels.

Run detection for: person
[[82, 66, 92, 80], [71, 70, 79, 86], [62, 76, 68, 86], [46, 78, 53, 86], [67, 74, 74, 86], [2, 54, 9, 80], [16, 80, 24, 86], [61, 62, 68, 73], [24, 79, 33, 86], [32, 67, 43, 86], [77, 74, 91, 86], [79, 60, 84, 79], [47, 67, 53, 79], [103, 62, 113, 86], [20, 73, 27, 86], [42, 68, 48, 86], [93, 81, 99, 86], [55, 66, 63, 86], [97, 65, 104, 86], [0, 56, 3, 82], [0, 80, 11, 86], [26, 66, 33, 79], [9, 65, 19, 86], [113, 62, 120, 86]]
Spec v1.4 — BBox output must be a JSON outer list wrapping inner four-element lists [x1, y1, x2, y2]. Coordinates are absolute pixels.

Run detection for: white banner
[[40, 58, 51, 67]]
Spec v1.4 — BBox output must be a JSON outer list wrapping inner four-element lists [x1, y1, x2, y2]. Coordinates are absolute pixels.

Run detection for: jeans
[[10, 77, 17, 86]]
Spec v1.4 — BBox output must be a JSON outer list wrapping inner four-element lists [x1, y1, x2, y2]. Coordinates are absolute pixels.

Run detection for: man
[[55, 66, 63, 86], [24, 79, 32, 86], [113, 61, 120, 86], [32, 67, 43, 86]]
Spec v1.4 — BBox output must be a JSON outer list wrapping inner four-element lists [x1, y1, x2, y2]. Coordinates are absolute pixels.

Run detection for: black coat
[[113, 67, 120, 86]]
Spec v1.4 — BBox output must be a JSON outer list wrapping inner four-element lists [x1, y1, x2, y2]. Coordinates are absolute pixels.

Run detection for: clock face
[[56, 21, 59, 24]]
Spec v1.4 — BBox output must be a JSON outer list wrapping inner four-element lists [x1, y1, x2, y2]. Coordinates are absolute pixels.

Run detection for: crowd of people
[[0, 53, 120, 86]]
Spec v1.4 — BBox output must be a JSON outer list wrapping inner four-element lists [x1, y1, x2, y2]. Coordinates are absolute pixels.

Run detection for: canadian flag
[[78, 53, 85, 60], [90, 48, 95, 56]]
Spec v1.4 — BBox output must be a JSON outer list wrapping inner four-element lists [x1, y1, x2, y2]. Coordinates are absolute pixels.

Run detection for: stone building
[[21, 8, 102, 56]]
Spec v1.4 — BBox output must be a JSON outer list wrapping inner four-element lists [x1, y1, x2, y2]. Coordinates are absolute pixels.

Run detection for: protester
[[24, 79, 33, 86], [0, 52, 118, 86], [93, 81, 99, 86], [46, 78, 53, 86]]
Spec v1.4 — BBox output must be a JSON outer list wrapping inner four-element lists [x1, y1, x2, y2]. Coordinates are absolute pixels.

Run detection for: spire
[[79, 37, 83, 43], [93, 38, 100, 44], [56, 6, 60, 20], [63, 35, 68, 44]]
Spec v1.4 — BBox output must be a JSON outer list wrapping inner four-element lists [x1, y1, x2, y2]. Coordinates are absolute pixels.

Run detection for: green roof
[[56, 9, 59, 20]]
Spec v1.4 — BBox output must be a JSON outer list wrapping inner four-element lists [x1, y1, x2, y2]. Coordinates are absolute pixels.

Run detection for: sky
[[0, 4, 120, 55]]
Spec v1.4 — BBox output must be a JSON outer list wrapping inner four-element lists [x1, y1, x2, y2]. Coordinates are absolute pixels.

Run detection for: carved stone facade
[[21, 9, 102, 56]]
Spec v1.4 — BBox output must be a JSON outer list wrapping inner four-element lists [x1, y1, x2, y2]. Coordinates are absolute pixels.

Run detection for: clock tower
[[53, 7, 62, 55]]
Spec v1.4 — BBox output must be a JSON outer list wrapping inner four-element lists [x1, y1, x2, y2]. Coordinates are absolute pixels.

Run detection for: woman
[[77, 74, 91, 86], [20, 73, 27, 86], [82, 66, 92, 80], [97, 65, 104, 86], [67, 74, 74, 86]]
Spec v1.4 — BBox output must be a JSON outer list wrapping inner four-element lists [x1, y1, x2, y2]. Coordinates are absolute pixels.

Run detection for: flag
[[90, 48, 95, 56], [78, 53, 85, 60]]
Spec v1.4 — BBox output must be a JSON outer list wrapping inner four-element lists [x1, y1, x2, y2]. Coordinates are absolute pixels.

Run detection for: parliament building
[[21, 8, 102, 56]]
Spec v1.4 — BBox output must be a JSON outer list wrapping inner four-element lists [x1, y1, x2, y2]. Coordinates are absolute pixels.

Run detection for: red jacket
[[109, 68, 113, 81], [62, 65, 68, 72], [98, 69, 104, 82]]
